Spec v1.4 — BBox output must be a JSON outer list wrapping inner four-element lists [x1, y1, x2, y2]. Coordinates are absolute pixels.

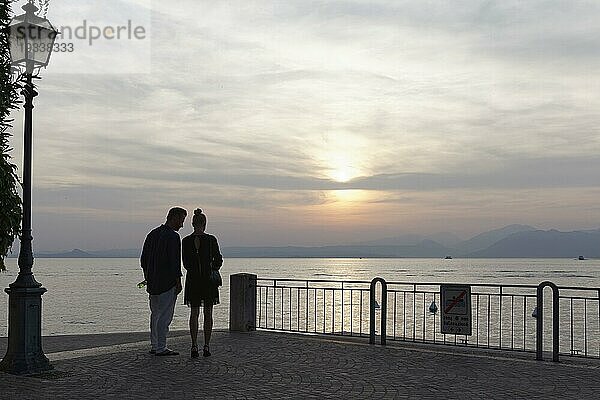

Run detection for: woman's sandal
[[203, 345, 211, 357], [191, 345, 199, 358]]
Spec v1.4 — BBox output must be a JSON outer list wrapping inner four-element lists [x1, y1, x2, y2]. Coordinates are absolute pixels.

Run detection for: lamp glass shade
[[8, 11, 58, 72]]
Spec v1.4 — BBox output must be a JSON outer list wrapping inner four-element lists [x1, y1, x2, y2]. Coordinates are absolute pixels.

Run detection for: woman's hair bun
[[194, 208, 203, 215]]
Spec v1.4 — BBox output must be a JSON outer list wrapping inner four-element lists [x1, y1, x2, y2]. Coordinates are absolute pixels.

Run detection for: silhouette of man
[[141, 207, 187, 356]]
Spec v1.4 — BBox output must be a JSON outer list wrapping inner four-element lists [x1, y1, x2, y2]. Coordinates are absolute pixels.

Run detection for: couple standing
[[140, 207, 223, 358]]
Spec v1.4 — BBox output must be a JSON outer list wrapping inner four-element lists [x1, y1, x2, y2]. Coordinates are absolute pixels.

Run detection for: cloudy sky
[[7, 0, 600, 251]]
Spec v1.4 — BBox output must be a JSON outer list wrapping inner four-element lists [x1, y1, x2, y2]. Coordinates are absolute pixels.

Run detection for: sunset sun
[[318, 132, 367, 183], [329, 157, 360, 183]]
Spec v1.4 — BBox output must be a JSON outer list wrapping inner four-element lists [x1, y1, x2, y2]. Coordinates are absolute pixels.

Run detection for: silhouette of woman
[[182, 208, 223, 357]]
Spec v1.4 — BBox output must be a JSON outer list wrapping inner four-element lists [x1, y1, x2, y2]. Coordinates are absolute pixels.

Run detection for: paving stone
[[0, 330, 598, 399]]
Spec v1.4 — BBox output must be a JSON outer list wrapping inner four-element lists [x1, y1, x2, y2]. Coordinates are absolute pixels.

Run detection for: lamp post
[[0, 1, 57, 375]]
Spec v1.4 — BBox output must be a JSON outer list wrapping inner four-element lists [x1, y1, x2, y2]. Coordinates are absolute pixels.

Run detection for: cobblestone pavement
[[1, 330, 599, 399]]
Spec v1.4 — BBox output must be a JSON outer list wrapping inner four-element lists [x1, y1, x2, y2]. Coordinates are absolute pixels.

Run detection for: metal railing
[[254, 277, 600, 360], [556, 285, 600, 358], [384, 281, 540, 352], [256, 278, 372, 337]]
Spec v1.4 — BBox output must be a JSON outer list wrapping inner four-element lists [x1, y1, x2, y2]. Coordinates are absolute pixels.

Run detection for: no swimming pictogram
[[444, 289, 467, 314]]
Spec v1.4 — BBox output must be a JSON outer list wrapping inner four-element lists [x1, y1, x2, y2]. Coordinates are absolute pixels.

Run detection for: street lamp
[[0, 1, 57, 375]]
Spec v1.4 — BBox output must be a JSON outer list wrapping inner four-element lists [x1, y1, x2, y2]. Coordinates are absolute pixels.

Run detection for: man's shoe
[[191, 345, 199, 358], [155, 349, 179, 356], [149, 349, 156, 355]]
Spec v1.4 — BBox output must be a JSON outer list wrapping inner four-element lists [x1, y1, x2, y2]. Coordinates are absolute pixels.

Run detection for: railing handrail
[[255, 277, 599, 293], [370, 277, 387, 345], [536, 281, 560, 362], [386, 281, 540, 289], [255, 278, 373, 285], [551, 285, 600, 291]]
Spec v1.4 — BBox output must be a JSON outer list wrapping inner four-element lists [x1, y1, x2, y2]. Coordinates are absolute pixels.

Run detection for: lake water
[[0, 258, 598, 336]]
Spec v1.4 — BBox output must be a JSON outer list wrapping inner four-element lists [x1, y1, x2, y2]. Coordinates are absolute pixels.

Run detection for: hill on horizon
[[455, 224, 536, 254], [354, 232, 463, 248], [33, 248, 141, 258], [468, 229, 600, 258]]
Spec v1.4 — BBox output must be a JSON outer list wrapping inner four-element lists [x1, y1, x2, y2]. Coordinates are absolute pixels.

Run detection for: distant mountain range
[[33, 248, 142, 258], [454, 224, 536, 254], [22, 224, 600, 258], [219, 225, 540, 258], [223, 240, 450, 258], [468, 228, 600, 258]]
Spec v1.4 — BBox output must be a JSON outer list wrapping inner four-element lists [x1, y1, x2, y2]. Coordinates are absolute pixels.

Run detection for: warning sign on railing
[[440, 284, 472, 335]]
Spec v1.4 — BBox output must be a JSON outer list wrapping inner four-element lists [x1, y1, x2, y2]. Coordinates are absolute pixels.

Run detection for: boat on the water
[[578, 255, 586, 260], [444, 255, 452, 259]]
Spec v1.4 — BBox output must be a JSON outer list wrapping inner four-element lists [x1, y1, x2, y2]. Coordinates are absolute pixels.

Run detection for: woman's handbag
[[210, 269, 223, 287], [194, 235, 223, 287], [208, 238, 223, 287]]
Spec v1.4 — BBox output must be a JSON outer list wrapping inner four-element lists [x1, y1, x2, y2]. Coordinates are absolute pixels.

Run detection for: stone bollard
[[229, 273, 257, 332]]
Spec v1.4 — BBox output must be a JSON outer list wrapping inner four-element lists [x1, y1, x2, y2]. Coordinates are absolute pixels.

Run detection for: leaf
[[0, 2, 23, 268]]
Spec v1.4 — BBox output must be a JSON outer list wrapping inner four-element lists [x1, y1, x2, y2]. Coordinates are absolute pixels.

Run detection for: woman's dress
[[182, 233, 223, 307]]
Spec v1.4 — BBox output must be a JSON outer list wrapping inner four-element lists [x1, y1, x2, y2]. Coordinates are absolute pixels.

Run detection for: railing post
[[536, 281, 559, 362], [370, 277, 387, 345], [229, 273, 257, 332]]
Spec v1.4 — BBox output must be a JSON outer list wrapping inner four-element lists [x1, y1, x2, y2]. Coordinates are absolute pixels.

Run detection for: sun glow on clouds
[[311, 189, 377, 228], [332, 189, 369, 203]]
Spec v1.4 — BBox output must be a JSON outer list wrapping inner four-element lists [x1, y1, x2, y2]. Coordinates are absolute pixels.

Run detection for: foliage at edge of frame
[[0, 0, 23, 272]]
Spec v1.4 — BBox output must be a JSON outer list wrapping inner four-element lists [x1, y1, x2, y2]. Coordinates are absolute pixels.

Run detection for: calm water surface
[[0, 258, 598, 336]]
